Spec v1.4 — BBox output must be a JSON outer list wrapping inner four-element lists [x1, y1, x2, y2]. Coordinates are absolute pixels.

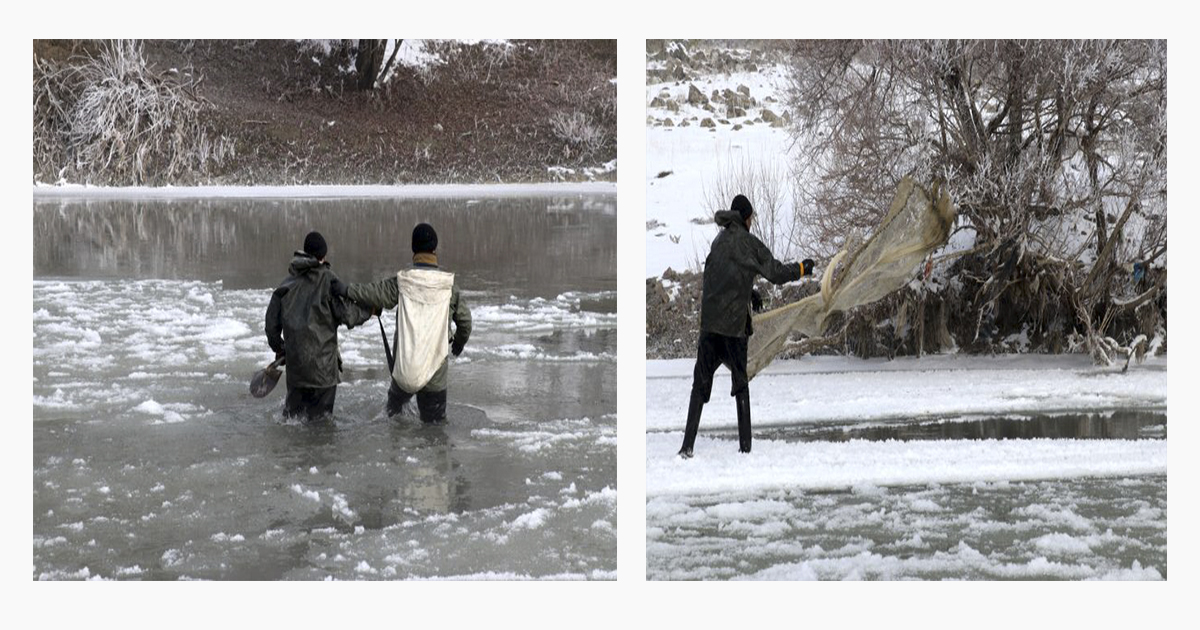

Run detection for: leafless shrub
[[550, 111, 608, 161], [702, 154, 799, 260], [33, 39, 234, 185], [418, 40, 520, 86]]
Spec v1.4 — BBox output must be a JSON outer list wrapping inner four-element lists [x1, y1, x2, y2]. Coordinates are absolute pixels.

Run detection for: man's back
[[266, 253, 368, 389], [700, 210, 801, 338]]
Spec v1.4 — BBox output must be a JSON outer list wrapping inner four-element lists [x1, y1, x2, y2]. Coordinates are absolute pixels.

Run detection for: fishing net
[[747, 177, 957, 379]]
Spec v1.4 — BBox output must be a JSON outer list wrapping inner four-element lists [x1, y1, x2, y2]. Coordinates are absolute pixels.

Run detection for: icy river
[[645, 355, 1167, 580], [33, 190, 617, 580]]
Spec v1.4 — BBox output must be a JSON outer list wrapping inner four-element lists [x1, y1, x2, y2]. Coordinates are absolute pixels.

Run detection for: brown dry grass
[[33, 39, 617, 186]]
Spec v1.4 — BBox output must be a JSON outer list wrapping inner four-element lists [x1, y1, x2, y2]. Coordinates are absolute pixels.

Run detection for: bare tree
[[352, 39, 403, 90], [782, 40, 1166, 362]]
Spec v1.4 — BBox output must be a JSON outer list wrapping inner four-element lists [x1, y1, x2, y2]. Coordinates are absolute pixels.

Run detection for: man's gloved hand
[[801, 259, 815, 277], [750, 289, 764, 313], [451, 340, 465, 357]]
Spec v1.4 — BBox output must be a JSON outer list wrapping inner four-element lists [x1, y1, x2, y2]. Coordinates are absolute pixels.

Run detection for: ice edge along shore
[[32, 182, 617, 200]]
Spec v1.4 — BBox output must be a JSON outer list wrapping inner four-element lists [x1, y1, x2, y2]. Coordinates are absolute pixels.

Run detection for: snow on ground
[[646, 355, 1166, 431], [647, 433, 1165, 498], [646, 55, 795, 277]]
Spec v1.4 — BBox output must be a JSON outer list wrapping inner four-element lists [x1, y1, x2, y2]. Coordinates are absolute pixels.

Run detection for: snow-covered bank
[[646, 432, 1166, 498], [645, 48, 794, 277], [646, 355, 1167, 431], [33, 182, 616, 200]]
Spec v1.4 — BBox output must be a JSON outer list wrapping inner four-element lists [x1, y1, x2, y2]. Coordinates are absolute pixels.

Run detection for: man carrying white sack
[[335, 223, 472, 423]]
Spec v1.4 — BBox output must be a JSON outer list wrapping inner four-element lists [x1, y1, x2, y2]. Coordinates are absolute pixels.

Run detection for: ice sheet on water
[[472, 344, 614, 362], [647, 432, 1165, 498], [34, 275, 616, 580], [33, 280, 615, 423], [470, 292, 616, 334], [647, 476, 1165, 580], [473, 416, 615, 454], [646, 355, 1166, 430]]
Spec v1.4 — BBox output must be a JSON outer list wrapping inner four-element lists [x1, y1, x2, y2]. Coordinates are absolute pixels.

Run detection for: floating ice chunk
[[331, 493, 358, 524], [186, 287, 215, 306], [1032, 533, 1092, 555], [510, 508, 551, 530], [290, 484, 321, 502], [591, 520, 615, 533], [736, 562, 820, 581], [134, 400, 165, 415], [1092, 560, 1163, 581], [908, 498, 942, 513], [161, 549, 184, 567]]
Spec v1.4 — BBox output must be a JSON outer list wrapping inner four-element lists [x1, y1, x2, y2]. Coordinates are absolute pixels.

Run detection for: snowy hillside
[[645, 42, 798, 277]]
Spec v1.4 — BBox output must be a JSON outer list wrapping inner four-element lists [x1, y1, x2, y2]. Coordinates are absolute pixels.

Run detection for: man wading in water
[[265, 231, 372, 421], [335, 223, 472, 423], [678, 195, 814, 458]]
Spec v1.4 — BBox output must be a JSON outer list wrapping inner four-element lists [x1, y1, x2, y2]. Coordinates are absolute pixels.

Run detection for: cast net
[[747, 177, 957, 379]]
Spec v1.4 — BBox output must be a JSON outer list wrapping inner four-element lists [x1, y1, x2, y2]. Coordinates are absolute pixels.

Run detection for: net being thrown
[[747, 177, 957, 380]]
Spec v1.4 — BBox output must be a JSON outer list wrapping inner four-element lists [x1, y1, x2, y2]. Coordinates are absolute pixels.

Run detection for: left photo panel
[[32, 39, 617, 580]]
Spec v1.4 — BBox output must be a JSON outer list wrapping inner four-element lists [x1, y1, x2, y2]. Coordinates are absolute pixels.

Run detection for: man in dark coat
[[265, 231, 372, 421], [335, 223, 472, 423], [679, 194, 814, 458]]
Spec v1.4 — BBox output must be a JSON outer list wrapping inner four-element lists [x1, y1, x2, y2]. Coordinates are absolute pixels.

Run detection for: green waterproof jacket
[[265, 252, 373, 389], [700, 210, 804, 338], [346, 264, 471, 392]]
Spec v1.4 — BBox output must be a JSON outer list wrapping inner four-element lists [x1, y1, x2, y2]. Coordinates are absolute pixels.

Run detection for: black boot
[[678, 391, 705, 458], [736, 390, 752, 453]]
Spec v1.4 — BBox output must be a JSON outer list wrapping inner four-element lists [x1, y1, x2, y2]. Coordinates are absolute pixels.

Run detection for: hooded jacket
[[265, 252, 372, 389], [700, 210, 803, 338]]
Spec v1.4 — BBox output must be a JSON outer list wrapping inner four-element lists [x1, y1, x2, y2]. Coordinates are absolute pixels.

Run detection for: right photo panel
[[644, 39, 1167, 580]]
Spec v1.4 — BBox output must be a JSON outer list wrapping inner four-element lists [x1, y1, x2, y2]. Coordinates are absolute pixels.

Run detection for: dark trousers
[[386, 379, 448, 423], [691, 331, 749, 402], [284, 385, 337, 422], [681, 331, 753, 454]]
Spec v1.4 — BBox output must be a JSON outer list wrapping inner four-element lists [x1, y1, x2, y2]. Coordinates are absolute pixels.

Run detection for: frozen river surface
[[33, 193, 617, 580], [645, 356, 1166, 580]]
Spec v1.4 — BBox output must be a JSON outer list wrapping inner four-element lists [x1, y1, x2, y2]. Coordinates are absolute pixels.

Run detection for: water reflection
[[759, 410, 1167, 442], [33, 195, 616, 294]]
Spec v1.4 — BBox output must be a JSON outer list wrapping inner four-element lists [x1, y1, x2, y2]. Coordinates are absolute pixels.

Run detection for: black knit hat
[[412, 223, 438, 254], [731, 194, 754, 221], [303, 231, 328, 260]]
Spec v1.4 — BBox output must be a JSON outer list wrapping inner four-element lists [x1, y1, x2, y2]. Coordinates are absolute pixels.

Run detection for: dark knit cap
[[731, 194, 754, 221], [303, 231, 328, 259], [412, 223, 438, 254]]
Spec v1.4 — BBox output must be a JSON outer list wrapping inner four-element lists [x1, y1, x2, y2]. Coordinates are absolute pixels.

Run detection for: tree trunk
[[355, 39, 387, 90]]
